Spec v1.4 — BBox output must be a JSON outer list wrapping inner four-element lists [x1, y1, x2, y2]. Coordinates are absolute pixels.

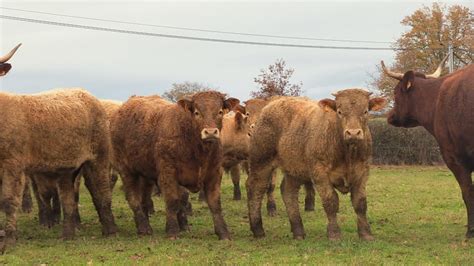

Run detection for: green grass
[[0, 166, 473, 264]]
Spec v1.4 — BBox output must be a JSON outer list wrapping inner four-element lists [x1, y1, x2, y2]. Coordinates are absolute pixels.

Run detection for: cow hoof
[[304, 205, 315, 212], [62, 234, 75, 241], [252, 230, 265, 239], [466, 229, 474, 239], [328, 231, 342, 241], [360, 234, 375, 241], [233, 195, 241, 201], [294, 235, 305, 240], [103, 225, 118, 236], [168, 235, 178, 240], [219, 236, 232, 241]]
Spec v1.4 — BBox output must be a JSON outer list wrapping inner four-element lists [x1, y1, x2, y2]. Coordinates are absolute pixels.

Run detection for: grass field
[[0, 166, 472, 264]]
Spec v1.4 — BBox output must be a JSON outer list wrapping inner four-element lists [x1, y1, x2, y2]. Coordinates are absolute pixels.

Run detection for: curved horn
[[425, 54, 449, 79], [331, 92, 338, 97], [381, 60, 404, 80], [0, 43, 22, 63]]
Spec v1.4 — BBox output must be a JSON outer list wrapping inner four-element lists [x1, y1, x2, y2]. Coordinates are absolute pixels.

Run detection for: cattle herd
[[0, 43, 472, 253]]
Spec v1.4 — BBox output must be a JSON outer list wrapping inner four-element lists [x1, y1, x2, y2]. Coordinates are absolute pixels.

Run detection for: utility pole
[[448, 44, 454, 73]]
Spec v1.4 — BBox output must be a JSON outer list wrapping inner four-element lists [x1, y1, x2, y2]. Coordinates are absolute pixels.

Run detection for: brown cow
[[27, 99, 123, 228], [112, 91, 239, 239], [221, 111, 251, 200], [383, 58, 474, 238], [246, 90, 386, 240], [240, 98, 316, 214], [0, 89, 117, 252], [0, 43, 21, 77]]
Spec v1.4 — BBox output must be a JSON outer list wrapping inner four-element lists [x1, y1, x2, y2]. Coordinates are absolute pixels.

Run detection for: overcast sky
[[0, 1, 469, 101]]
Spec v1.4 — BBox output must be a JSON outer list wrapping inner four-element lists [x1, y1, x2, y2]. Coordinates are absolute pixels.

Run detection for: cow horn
[[425, 54, 449, 79], [381, 60, 404, 80], [331, 92, 338, 97], [0, 43, 22, 63]]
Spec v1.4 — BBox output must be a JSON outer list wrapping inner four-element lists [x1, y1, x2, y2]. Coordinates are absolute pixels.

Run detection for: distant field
[[0, 166, 472, 264]]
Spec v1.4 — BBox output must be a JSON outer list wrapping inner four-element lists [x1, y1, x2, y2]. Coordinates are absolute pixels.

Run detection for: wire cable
[[1, 15, 416, 50], [0, 6, 395, 44]]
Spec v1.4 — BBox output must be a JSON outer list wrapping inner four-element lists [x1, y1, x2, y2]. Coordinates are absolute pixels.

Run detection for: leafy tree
[[162, 82, 215, 102], [372, 3, 473, 101], [251, 59, 303, 99]]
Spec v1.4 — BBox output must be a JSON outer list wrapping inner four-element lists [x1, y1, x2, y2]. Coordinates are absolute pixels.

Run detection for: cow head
[[382, 55, 448, 128], [243, 98, 270, 131], [178, 91, 240, 142], [319, 89, 386, 142], [221, 111, 251, 159], [0, 44, 22, 77]]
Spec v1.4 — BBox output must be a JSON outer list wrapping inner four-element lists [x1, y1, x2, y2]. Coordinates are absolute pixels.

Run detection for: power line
[[1, 15, 413, 51], [0, 6, 394, 45]]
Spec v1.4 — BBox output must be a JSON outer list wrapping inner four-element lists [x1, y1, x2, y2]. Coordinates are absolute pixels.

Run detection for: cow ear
[[319, 99, 336, 112], [235, 111, 245, 129], [0, 64, 12, 76], [177, 98, 194, 112], [402, 71, 415, 92], [223, 98, 240, 111], [233, 104, 246, 114], [369, 97, 387, 111]]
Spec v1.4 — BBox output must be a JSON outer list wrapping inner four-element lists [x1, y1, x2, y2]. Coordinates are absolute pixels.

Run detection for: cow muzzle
[[201, 127, 220, 141], [344, 128, 364, 141]]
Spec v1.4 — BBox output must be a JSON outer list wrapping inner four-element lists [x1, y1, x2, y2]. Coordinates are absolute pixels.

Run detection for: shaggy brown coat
[[112, 91, 239, 239], [27, 99, 124, 228], [0, 89, 117, 251], [246, 89, 386, 240]]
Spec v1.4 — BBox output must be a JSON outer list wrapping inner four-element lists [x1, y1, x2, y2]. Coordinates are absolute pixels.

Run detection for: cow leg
[[314, 178, 341, 241], [204, 168, 230, 240], [445, 161, 474, 238], [266, 170, 277, 216], [198, 190, 206, 202], [0, 168, 26, 252], [140, 178, 155, 217], [31, 178, 49, 227], [21, 179, 33, 213], [304, 182, 316, 212], [230, 164, 242, 200], [350, 180, 374, 241], [82, 161, 117, 237], [57, 174, 78, 240], [72, 176, 81, 227], [31, 178, 58, 228], [51, 189, 62, 226], [159, 162, 185, 239], [177, 186, 190, 232], [281, 174, 305, 239], [246, 163, 275, 238], [121, 171, 152, 235]]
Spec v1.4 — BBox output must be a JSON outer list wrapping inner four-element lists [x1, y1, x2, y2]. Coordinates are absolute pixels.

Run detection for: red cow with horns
[[383, 56, 474, 238]]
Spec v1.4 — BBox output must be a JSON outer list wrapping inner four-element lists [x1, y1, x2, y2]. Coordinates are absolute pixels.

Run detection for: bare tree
[[162, 82, 216, 102], [251, 59, 303, 99]]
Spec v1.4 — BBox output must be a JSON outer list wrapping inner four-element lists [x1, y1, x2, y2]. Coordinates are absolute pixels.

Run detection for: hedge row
[[369, 118, 444, 165]]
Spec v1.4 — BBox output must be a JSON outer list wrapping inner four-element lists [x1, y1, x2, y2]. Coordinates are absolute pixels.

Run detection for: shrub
[[369, 118, 443, 165]]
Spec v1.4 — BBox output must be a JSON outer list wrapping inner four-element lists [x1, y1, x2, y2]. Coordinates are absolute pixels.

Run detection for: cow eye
[[246, 112, 250, 117], [218, 110, 224, 115], [337, 110, 342, 115], [364, 110, 368, 115], [194, 111, 200, 116]]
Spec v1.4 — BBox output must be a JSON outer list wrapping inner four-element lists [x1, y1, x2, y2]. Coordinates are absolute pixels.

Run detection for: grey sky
[[0, 1, 468, 101]]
